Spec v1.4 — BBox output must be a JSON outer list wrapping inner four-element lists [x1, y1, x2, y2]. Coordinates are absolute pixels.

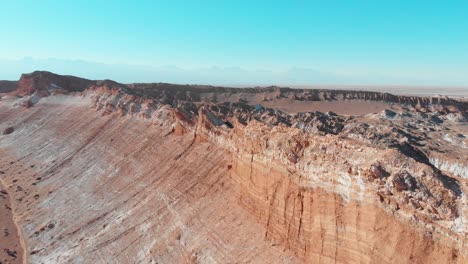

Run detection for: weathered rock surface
[[16, 71, 95, 95], [0, 72, 467, 263]]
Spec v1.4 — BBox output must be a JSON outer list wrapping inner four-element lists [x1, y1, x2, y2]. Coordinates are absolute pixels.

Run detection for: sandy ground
[[212, 92, 393, 115], [255, 99, 391, 115], [0, 179, 23, 264]]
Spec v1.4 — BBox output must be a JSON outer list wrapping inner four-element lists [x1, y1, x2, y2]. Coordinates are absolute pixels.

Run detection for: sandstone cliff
[[16, 71, 95, 95], [0, 72, 466, 263]]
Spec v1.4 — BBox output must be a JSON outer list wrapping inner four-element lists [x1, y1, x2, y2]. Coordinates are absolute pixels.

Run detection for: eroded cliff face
[[0, 75, 467, 263], [0, 94, 300, 263], [16, 71, 95, 95], [185, 95, 467, 263]]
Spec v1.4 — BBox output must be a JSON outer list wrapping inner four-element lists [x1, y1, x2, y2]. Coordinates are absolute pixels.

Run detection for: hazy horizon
[[2, 58, 468, 90], [1, 1, 468, 86]]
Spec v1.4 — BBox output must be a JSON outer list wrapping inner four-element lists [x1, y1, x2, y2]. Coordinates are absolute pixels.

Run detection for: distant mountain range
[[1, 57, 467, 86]]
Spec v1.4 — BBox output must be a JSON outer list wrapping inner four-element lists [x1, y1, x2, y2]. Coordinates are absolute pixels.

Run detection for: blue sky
[[1, 0, 468, 85]]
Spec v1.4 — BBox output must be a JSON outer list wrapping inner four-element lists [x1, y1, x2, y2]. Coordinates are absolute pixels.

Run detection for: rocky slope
[[0, 72, 467, 263]]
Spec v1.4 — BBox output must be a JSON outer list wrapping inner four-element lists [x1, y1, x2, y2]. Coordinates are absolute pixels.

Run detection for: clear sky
[[1, 0, 468, 85]]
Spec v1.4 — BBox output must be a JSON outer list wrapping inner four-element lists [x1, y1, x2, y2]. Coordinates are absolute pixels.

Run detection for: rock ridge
[[79, 83, 467, 262], [0, 72, 467, 263]]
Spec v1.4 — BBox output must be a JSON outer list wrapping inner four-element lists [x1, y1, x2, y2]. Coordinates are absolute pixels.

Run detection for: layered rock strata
[[0, 73, 466, 263]]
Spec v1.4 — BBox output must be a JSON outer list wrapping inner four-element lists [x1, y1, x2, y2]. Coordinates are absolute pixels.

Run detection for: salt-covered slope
[[0, 94, 301, 263]]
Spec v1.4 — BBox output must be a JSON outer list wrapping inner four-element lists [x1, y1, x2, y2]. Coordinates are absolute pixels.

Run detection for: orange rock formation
[[0, 71, 466, 263]]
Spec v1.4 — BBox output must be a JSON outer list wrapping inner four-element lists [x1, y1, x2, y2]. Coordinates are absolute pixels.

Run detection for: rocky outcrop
[[2, 127, 14, 135], [0, 72, 466, 263], [16, 71, 95, 95]]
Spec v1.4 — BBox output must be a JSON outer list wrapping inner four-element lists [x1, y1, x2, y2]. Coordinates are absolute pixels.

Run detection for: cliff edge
[[0, 71, 466, 263]]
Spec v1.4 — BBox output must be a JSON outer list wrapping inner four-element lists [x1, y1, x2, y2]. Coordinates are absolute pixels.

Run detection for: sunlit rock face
[[0, 71, 466, 263]]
